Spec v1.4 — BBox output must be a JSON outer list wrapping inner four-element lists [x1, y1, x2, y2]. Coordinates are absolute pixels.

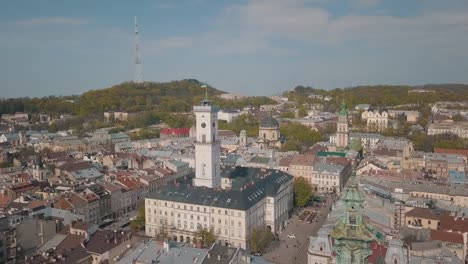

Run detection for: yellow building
[[405, 208, 439, 230]]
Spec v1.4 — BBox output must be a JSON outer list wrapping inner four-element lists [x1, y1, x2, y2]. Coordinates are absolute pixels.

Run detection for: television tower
[[134, 16, 143, 83]]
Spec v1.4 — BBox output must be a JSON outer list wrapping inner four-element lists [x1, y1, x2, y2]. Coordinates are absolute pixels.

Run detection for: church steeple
[[336, 100, 349, 148], [330, 172, 374, 264]]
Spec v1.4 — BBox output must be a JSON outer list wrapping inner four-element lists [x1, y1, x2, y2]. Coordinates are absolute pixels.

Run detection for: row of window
[[147, 200, 244, 217]]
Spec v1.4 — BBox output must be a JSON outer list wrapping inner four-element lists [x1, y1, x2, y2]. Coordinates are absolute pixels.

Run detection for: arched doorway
[[180, 235, 184, 242], [266, 225, 272, 232], [186, 236, 191, 243], [173, 235, 177, 242]]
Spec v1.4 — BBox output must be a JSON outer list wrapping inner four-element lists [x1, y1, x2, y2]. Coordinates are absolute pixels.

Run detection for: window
[[177, 220, 181, 228], [428, 220, 431, 225], [190, 222, 194, 230], [225, 210, 228, 215], [184, 221, 187, 229], [225, 229, 228, 235]]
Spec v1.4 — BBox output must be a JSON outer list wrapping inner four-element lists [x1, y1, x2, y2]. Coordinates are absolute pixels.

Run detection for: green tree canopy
[[130, 202, 146, 231], [249, 226, 274, 253], [293, 176, 313, 208], [280, 122, 322, 152], [195, 226, 216, 247]]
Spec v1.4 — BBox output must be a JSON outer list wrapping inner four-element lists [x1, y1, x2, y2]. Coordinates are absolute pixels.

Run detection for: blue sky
[[1, 0, 468, 98]]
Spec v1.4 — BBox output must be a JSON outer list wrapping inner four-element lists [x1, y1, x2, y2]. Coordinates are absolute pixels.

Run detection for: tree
[[195, 226, 216, 247], [348, 138, 363, 152], [249, 226, 274, 253], [130, 202, 146, 231], [280, 122, 322, 152], [453, 113, 465, 122], [293, 177, 313, 208]]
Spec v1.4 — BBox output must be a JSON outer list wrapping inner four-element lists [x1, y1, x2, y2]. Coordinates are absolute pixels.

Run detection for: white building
[[144, 98, 294, 249], [427, 121, 468, 139], [362, 106, 389, 130], [330, 132, 384, 150], [218, 109, 241, 123]]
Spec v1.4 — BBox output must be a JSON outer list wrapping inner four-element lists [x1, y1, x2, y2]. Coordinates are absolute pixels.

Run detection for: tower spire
[[134, 16, 143, 83]]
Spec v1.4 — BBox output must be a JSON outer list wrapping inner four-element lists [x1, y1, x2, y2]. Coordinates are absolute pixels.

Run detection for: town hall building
[[144, 97, 294, 249]]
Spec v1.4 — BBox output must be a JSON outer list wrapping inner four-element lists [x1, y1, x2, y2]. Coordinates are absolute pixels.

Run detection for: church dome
[[260, 117, 279, 128]]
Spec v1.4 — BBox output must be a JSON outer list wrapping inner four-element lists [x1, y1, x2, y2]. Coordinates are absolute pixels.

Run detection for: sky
[[1, 0, 468, 98]]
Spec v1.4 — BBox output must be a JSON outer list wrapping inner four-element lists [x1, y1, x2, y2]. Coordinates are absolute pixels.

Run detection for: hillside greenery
[[285, 84, 468, 110]]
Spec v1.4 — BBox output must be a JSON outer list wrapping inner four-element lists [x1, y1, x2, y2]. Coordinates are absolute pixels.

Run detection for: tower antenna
[[134, 16, 143, 83]]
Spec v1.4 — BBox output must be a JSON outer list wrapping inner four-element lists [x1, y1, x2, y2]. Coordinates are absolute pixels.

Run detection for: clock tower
[[193, 97, 221, 188]]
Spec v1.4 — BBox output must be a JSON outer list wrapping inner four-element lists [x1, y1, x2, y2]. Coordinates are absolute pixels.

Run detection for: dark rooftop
[[146, 167, 293, 210]]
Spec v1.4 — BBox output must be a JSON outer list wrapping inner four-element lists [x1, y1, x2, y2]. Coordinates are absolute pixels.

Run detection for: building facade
[[144, 98, 294, 250]]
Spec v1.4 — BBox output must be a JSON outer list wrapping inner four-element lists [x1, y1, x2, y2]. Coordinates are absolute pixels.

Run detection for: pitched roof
[[439, 213, 468, 233], [434, 148, 468, 157], [58, 161, 91, 172], [86, 230, 132, 254], [431, 230, 464, 244], [146, 168, 293, 210], [405, 208, 440, 220], [290, 154, 315, 166], [278, 157, 292, 167]]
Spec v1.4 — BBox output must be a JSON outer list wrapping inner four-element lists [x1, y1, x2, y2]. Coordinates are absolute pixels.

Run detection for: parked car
[[287, 234, 296, 239]]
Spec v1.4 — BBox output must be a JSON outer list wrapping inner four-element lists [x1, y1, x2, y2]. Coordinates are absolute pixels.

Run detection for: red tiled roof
[[0, 194, 13, 208], [53, 197, 74, 210], [27, 200, 48, 210], [58, 161, 91, 172], [434, 148, 468, 157], [439, 213, 468, 233], [405, 208, 440, 220], [431, 230, 464, 244], [290, 154, 316, 166], [278, 157, 292, 167]]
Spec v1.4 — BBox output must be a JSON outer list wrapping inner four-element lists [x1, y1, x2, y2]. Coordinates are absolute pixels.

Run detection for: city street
[[263, 196, 335, 264]]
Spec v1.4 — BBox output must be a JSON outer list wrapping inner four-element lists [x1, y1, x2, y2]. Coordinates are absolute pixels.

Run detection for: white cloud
[[13, 17, 92, 27], [145, 0, 468, 55]]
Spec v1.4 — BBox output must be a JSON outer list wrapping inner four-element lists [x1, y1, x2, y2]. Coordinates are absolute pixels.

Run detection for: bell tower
[[337, 100, 349, 148], [330, 172, 374, 264], [193, 90, 221, 188]]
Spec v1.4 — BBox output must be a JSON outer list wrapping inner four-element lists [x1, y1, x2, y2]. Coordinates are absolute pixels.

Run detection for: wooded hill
[[287, 84, 468, 108]]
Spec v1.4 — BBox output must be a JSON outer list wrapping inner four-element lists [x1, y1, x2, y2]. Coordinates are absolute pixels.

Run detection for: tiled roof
[[290, 154, 315, 166], [405, 208, 440, 220], [431, 230, 464, 244], [278, 157, 292, 167], [439, 213, 468, 233], [0, 194, 13, 208], [434, 148, 468, 157], [86, 230, 132, 254], [58, 161, 91, 172]]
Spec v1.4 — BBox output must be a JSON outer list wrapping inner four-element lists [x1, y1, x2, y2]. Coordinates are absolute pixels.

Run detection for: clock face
[[201, 122, 206, 128]]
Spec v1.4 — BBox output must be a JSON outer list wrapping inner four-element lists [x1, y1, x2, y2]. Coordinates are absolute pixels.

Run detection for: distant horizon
[[2, 0, 468, 98], [2, 80, 468, 100]]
